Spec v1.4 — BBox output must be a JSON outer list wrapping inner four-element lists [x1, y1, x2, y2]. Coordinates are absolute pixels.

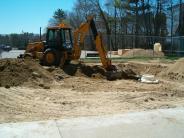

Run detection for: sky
[[0, 0, 76, 34]]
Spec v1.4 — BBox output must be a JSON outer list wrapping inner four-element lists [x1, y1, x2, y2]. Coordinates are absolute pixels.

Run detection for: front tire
[[42, 49, 60, 66]]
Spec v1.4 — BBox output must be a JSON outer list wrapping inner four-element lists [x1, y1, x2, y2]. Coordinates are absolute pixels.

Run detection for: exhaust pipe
[[40, 27, 42, 41]]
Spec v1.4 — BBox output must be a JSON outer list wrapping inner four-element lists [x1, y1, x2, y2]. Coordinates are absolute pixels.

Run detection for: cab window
[[61, 29, 72, 43], [48, 30, 56, 41]]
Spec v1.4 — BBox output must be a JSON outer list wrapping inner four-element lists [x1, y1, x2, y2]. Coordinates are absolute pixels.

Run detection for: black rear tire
[[64, 60, 71, 65], [42, 49, 60, 66]]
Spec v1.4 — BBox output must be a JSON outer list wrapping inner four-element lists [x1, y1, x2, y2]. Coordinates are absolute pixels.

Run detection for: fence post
[[171, 35, 173, 56], [133, 35, 135, 57], [0, 50, 2, 58], [110, 34, 112, 59], [153, 36, 154, 57]]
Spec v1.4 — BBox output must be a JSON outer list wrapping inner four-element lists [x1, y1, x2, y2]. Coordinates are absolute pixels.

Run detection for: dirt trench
[[0, 59, 146, 88]]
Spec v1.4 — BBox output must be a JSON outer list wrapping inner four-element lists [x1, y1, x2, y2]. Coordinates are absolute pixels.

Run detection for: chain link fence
[[82, 34, 184, 58]]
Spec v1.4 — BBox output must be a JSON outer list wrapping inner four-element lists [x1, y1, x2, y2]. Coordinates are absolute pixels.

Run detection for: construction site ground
[[0, 58, 184, 123]]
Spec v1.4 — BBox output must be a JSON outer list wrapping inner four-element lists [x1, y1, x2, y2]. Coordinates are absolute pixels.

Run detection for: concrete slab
[[0, 108, 184, 138], [0, 120, 61, 138]]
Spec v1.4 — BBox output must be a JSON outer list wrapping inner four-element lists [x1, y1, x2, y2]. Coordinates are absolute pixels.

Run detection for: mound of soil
[[61, 62, 139, 80], [117, 63, 165, 76], [0, 59, 150, 87], [0, 59, 53, 87], [159, 58, 184, 81], [122, 49, 164, 57]]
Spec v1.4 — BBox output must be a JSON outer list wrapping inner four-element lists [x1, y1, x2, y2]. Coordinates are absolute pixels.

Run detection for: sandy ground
[[0, 60, 184, 123]]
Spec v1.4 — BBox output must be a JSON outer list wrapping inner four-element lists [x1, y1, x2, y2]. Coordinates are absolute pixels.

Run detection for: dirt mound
[[117, 63, 165, 76], [66, 64, 139, 80], [0, 59, 156, 87], [159, 58, 184, 81], [0, 59, 54, 87], [122, 49, 164, 57]]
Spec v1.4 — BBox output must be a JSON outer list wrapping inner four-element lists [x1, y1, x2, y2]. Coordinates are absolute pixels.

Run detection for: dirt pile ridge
[[0, 59, 54, 87], [117, 63, 165, 76], [122, 49, 164, 57], [159, 58, 184, 81], [0, 58, 166, 88], [0, 59, 140, 87]]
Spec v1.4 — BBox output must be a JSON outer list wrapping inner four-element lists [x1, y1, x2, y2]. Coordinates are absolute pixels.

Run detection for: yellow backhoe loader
[[20, 16, 120, 79], [20, 16, 122, 80]]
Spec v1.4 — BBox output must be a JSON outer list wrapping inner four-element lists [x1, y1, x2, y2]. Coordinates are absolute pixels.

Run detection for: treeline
[[0, 33, 40, 49], [49, 0, 184, 50], [1, 0, 184, 50], [50, 0, 184, 36]]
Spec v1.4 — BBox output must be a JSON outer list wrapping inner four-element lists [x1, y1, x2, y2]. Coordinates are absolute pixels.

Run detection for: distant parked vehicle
[[0, 44, 12, 51], [3, 46, 12, 51]]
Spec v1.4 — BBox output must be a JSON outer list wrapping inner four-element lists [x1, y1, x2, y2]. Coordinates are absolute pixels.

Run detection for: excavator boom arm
[[72, 16, 112, 70]]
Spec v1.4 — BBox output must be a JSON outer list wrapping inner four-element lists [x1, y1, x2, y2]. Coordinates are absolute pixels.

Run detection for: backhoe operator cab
[[46, 28, 73, 50], [43, 25, 73, 66]]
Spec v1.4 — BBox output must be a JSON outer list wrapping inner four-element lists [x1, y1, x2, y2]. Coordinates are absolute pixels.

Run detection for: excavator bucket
[[105, 65, 140, 81], [105, 70, 123, 81]]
